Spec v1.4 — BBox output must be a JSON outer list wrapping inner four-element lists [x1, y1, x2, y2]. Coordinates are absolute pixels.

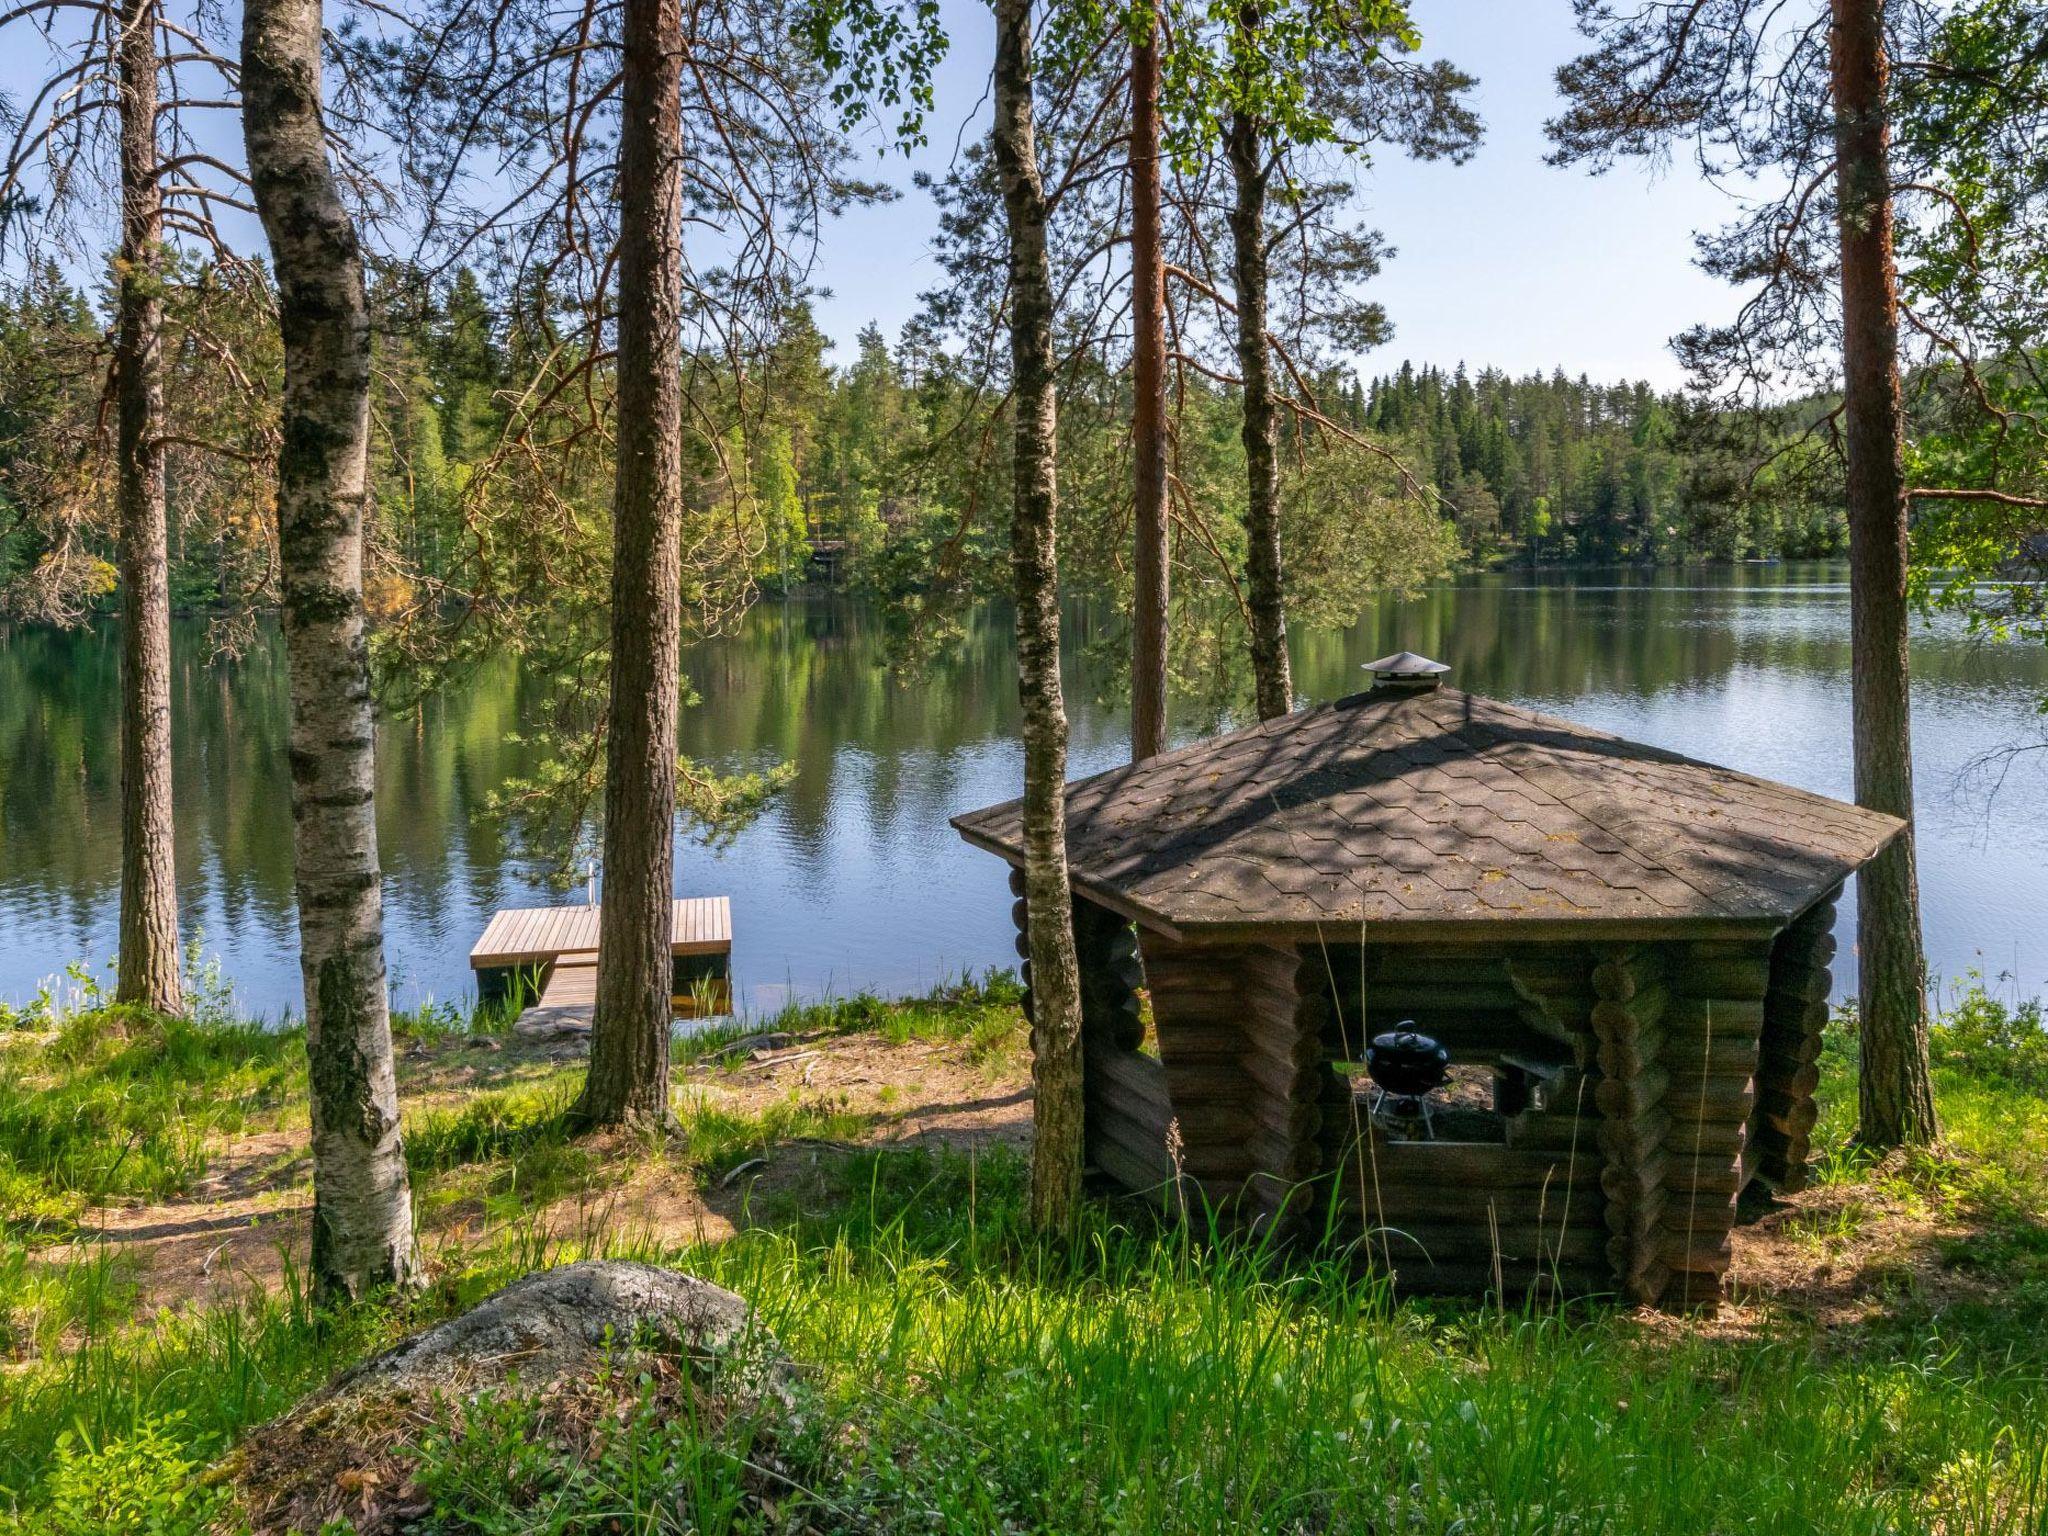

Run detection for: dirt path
[[51, 1026, 2017, 1329], [62, 1026, 1033, 1314]]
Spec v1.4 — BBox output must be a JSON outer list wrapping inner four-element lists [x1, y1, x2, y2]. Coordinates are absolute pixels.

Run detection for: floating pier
[[470, 897, 733, 1033]]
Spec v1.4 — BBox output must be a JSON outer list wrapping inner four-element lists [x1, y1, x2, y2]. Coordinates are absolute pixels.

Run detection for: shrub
[[40, 1414, 225, 1536], [1932, 975, 2048, 1090]]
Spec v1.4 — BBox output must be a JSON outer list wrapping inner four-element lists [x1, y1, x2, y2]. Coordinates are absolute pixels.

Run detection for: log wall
[[1010, 873, 1179, 1197], [1139, 931, 1325, 1230], [1653, 937, 1774, 1308], [1750, 885, 1842, 1193], [1006, 883, 1808, 1309]]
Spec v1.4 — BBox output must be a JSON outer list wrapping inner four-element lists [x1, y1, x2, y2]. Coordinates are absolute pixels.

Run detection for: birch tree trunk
[[1129, 0, 1169, 762], [1225, 67, 1290, 722], [113, 0, 182, 1013], [1829, 0, 1938, 1147], [993, 0, 1086, 1232], [576, 0, 686, 1127], [243, 0, 420, 1298]]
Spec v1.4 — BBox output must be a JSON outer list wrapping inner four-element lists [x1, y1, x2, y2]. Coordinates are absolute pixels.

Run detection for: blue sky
[[810, 1, 1750, 387], [3, 1, 1752, 387]]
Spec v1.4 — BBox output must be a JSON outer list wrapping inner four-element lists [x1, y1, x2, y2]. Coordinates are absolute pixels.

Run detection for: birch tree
[[243, 0, 420, 1297], [993, 0, 1087, 1232]]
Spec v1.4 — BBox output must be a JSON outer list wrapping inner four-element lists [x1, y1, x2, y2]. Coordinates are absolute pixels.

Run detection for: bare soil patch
[[63, 1024, 1030, 1314], [56, 1024, 2014, 1334]]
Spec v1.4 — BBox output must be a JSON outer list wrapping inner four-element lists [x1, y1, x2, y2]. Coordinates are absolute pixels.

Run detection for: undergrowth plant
[[0, 972, 2041, 1531]]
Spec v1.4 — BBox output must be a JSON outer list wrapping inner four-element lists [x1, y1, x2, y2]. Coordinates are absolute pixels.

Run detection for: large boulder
[[327, 1259, 773, 1403], [219, 1261, 787, 1533]]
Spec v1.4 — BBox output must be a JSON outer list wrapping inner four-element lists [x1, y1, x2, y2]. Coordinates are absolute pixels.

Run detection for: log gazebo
[[952, 655, 1903, 1308]]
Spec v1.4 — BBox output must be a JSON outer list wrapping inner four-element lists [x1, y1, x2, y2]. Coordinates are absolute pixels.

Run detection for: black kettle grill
[[1365, 1025, 1450, 1137]]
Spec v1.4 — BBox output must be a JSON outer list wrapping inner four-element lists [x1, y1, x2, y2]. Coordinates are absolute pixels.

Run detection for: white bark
[[243, 0, 420, 1298]]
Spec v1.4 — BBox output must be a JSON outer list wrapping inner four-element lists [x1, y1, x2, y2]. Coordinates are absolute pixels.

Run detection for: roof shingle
[[951, 686, 1902, 941]]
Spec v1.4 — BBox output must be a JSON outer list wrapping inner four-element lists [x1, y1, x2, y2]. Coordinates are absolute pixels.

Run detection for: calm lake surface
[[3, 564, 2045, 1018]]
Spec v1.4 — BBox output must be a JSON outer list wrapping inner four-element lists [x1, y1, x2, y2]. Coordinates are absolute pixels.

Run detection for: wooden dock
[[469, 898, 732, 1035]]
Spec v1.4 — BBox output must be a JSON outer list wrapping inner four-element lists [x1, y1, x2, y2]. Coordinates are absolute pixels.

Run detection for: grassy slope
[[1, 977, 2045, 1534]]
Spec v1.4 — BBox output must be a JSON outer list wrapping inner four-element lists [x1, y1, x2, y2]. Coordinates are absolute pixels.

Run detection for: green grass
[[674, 967, 1026, 1067], [0, 975, 2044, 1533], [0, 1006, 300, 1233]]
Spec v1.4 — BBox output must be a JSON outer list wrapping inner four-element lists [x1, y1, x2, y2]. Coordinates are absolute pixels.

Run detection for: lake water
[[3, 565, 2045, 1018]]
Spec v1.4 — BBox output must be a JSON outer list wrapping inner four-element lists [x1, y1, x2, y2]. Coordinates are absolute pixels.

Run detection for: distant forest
[[1, 262, 1844, 638], [1347, 364, 1844, 565]]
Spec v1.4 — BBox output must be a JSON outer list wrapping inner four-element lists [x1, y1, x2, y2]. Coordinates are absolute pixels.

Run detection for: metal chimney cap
[[1363, 651, 1450, 688]]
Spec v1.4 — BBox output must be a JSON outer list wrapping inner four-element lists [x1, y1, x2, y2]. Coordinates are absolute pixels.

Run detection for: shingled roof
[[952, 685, 1903, 942]]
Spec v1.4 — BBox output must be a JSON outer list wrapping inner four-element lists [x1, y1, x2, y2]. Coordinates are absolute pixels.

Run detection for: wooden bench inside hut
[[953, 653, 1903, 1310]]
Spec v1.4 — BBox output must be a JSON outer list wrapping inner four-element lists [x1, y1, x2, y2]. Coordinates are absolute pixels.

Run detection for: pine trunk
[[243, 0, 420, 1299], [1225, 73, 1289, 722], [1129, 3, 1169, 761], [113, 0, 182, 1013], [577, 0, 686, 1127], [993, 0, 1086, 1232], [1829, 0, 1937, 1148]]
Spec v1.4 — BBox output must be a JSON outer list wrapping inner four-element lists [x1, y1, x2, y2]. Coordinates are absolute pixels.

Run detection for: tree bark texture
[[1829, 0, 1938, 1148], [1225, 61, 1290, 722], [1129, 2, 1170, 761], [113, 0, 182, 1013], [243, 0, 420, 1299], [994, 0, 1087, 1232], [578, 0, 687, 1126]]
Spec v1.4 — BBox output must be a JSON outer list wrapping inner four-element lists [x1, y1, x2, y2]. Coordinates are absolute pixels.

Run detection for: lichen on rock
[[216, 1261, 789, 1533]]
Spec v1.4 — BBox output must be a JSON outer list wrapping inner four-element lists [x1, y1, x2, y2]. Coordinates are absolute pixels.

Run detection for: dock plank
[[473, 898, 731, 968]]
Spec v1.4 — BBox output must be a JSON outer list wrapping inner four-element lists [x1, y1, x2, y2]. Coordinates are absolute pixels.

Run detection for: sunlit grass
[[675, 968, 1027, 1069], [5, 1135, 2047, 1533], [0, 1007, 300, 1232], [0, 972, 2043, 1530]]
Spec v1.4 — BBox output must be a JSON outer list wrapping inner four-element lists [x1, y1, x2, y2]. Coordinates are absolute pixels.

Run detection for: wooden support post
[[1140, 933, 1323, 1228], [1590, 944, 1671, 1305], [1750, 886, 1842, 1193], [1653, 940, 1773, 1311]]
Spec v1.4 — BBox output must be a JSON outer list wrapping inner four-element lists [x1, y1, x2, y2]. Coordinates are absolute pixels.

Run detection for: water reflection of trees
[[4, 567, 2044, 997]]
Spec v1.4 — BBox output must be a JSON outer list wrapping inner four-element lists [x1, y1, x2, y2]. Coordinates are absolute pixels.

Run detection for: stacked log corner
[[1008, 870, 1176, 1198], [1750, 886, 1841, 1194], [1652, 938, 1774, 1309], [1588, 945, 1673, 1305], [1073, 895, 1176, 1195], [1139, 932, 1325, 1231]]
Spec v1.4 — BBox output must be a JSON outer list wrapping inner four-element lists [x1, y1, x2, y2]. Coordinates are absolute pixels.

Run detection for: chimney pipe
[[1363, 651, 1450, 693]]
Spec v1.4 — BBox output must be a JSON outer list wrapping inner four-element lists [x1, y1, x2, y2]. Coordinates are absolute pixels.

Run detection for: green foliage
[[0, 1001, 300, 1230], [1159, 0, 1420, 171], [800, 0, 947, 147], [0, 256, 276, 630], [1359, 362, 1841, 563], [39, 1415, 226, 1536], [1889, 0, 2048, 680], [1932, 974, 2048, 1090]]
